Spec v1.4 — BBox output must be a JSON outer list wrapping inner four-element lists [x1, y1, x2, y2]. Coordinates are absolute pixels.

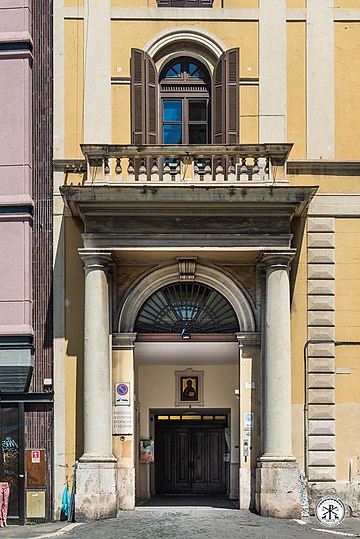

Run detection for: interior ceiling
[[134, 341, 238, 365]]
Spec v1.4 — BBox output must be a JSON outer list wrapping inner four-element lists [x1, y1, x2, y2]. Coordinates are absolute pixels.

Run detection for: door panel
[[209, 429, 225, 485], [155, 423, 226, 495], [175, 430, 190, 486], [192, 430, 207, 486], [156, 429, 174, 490]]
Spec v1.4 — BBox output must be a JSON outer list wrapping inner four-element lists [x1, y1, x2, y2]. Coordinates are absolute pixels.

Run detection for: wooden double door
[[155, 422, 226, 495]]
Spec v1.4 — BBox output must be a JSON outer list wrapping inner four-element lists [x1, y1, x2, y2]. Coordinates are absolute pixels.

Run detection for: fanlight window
[[134, 282, 239, 334]]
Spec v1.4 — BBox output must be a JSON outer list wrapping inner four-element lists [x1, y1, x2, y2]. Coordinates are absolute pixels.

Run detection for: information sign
[[115, 382, 130, 406], [113, 407, 133, 435], [31, 450, 40, 463]]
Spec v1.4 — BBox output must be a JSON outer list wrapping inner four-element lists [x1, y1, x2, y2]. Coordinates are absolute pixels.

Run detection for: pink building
[[0, 0, 53, 524]]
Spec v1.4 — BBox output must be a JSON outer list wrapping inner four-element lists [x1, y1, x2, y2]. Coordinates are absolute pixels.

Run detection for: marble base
[[76, 457, 117, 521], [256, 460, 302, 518]]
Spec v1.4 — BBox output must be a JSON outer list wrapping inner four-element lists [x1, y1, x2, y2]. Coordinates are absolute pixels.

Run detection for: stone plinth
[[256, 460, 301, 518], [76, 458, 117, 521]]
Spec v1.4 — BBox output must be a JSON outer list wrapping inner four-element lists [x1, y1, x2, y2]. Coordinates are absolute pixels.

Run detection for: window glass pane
[[189, 124, 207, 144], [189, 101, 207, 121], [165, 62, 181, 78], [189, 62, 203, 78], [163, 100, 182, 122], [164, 124, 182, 144]]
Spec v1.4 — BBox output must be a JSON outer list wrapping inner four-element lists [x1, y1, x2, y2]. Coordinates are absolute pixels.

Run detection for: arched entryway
[[116, 263, 258, 504]]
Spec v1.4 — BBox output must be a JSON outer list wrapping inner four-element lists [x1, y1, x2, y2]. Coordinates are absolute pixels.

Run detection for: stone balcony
[[56, 144, 293, 185]]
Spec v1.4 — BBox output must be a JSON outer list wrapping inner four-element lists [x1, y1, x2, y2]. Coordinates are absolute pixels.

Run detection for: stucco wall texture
[[0, 1, 33, 335]]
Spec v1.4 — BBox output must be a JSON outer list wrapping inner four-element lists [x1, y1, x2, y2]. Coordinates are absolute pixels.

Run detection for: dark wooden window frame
[[159, 55, 212, 145]]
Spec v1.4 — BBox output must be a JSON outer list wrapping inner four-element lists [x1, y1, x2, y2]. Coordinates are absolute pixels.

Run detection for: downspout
[[303, 339, 360, 478]]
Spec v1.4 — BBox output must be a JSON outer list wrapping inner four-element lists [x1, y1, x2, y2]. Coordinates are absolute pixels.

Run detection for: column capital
[[112, 333, 137, 350], [78, 249, 114, 274], [258, 250, 296, 271], [236, 332, 261, 347]]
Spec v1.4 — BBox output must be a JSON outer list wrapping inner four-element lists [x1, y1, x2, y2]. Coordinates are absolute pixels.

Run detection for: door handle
[[19, 474, 24, 478]]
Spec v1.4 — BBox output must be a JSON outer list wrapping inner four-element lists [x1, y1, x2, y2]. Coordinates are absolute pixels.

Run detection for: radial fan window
[[134, 282, 239, 334]]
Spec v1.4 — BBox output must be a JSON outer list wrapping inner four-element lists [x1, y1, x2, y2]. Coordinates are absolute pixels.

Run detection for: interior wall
[[136, 361, 239, 499]]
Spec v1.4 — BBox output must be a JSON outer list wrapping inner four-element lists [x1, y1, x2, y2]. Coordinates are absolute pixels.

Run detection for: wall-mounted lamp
[[181, 328, 191, 340]]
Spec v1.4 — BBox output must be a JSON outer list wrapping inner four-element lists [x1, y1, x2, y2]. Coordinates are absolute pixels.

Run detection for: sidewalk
[[308, 515, 360, 537], [3, 522, 81, 539], [4, 514, 360, 539]]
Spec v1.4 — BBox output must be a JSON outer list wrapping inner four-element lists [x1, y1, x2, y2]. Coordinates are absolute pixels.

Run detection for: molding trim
[[144, 26, 226, 61], [62, 6, 360, 22], [309, 195, 360, 217], [288, 160, 360, 176], [111, 8, 259, 22]]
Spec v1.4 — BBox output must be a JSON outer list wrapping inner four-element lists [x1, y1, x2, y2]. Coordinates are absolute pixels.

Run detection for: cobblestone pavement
[[4, 505, 360, 539]]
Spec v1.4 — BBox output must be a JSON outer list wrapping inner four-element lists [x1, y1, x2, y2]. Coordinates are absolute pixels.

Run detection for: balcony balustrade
[[57, 144, 293, 185]]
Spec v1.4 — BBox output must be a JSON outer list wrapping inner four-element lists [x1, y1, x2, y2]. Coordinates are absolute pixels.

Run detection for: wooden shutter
[[212, 53, 225, 144], [226, 48, 239, 143], [146, 53, 158, 144], [212, 48, 239, 144], [131, 49, 158, 144]]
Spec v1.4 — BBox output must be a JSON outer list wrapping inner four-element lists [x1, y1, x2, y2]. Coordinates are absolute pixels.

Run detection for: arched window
[[159, 56, 211, 145], [130, 47, 239, 145], [134, 282, 239, 334]]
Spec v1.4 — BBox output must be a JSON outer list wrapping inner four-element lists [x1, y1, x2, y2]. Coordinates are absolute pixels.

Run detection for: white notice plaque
[[113, 406, 133, 435]]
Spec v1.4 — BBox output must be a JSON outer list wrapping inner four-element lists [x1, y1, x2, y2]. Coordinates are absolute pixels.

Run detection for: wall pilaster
[[307, 218, 336, 481]]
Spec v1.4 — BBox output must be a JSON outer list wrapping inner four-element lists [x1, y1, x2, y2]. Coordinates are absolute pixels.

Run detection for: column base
[[76, 457, 117, 521], [255, 459, 302, 518], [117, 467, 135, 512]]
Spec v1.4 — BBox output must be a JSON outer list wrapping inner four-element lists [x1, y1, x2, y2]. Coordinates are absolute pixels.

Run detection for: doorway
[[155, 414, 227, 495], [0, 403, 25, 524]]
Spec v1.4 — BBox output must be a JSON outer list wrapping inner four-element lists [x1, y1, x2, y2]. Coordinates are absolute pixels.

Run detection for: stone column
[[256, 251, 301, 518], [76, 250, 117, 521]]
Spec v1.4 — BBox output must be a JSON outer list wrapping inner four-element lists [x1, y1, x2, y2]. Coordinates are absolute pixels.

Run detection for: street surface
[[5, 498, 360, 539]]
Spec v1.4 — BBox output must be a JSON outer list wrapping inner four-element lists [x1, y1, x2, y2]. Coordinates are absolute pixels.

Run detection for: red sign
[[31, 450, 40, 463]]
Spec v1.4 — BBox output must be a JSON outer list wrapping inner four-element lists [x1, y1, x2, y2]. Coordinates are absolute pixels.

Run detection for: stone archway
[[118, 263, 256, 333], [144, 26, 226, 64]]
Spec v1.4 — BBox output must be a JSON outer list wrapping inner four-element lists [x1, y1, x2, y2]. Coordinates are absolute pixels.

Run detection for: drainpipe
[[303, 340, 360, 478]]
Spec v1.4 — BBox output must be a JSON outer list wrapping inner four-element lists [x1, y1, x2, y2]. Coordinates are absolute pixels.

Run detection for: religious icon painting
[[181, 376, 198, 401], [175, 369, 204, 406]]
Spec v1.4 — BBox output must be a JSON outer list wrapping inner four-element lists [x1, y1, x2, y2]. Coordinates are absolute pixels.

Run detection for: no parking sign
[[115, 382, 131, 406]]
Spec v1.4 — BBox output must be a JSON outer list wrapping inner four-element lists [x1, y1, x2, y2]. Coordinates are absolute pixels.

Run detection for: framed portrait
[[175, 369, 204, 406], [139, 439, 154, 463]]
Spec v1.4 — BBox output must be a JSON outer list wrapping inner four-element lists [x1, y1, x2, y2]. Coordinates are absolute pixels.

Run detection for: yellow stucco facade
[[54, 0, 360, 520]]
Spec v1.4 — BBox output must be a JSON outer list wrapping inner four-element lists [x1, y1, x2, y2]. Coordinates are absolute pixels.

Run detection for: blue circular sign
[[117, 384, 129, 396]]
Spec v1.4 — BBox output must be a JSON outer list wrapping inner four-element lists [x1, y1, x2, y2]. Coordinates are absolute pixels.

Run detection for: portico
[[61, 176, 315, 520]]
